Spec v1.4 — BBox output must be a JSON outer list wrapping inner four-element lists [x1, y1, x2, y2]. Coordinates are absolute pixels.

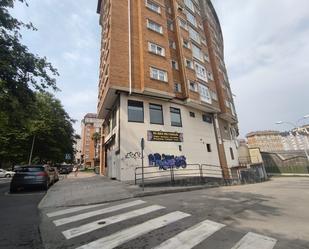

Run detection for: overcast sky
[[11, 0, 309, 137]]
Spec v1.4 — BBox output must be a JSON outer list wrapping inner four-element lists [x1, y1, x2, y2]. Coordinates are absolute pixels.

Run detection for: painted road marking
[[231, 232, 277, 249], [53, 200, 146, 226], [153, 219, 226, 249], [47, 204, 107, 218], [62, 205, 165, 239], [76, 211, 191, 249]]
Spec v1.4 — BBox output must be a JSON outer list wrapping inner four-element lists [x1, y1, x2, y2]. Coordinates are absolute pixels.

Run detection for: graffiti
[[124, 152, 142, 160], [148, 153, 187, 170]]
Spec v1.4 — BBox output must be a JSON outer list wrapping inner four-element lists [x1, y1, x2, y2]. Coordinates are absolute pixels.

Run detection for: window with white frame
[[150, 67, 168, 82], [171, 60, 179, 70], [174, 82, 182, 93], [199, 84, 212, 104], [230, 102, 236, 116], [169, 40, 176, 49], [145, 0, 161, 14], [148, 42, 165, 56], [184, 0, 195, 12], [204, 53, 209, 62], [194, 61, 208, 82], [188, 80, 198, 92], [210, 90, 218, 101], [178, 18, 188, 30], [188, 26, 200, 44], [147, 19, 163, 34], [192, 44, 204, 62], [186, 11, 197, 27], [182, 39, 191, 49], [185, 59, 194, 69]]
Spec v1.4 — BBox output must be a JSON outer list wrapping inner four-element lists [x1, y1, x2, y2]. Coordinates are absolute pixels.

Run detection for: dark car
[[58, 166, 69, 174], [10, 165, 54, 192]]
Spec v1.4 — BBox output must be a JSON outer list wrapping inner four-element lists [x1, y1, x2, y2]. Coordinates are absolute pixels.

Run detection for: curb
[[133, 183, 220, 197]]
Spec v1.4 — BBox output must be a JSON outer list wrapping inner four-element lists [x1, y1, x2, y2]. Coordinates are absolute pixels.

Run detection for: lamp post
[[275, 115, 309, 162]]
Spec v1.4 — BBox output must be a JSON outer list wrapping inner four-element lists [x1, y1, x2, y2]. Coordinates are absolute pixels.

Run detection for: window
[[210, 90, 218, 101], [202, 114, 212, 123], [171, 60, 179, 70], [201, 37, 207, 45], [230, 147, 235, 160], [112, 109, 117, 128], [230, 102, 236, 116], [199, 84, 212, 104], [185, 59, 194, 69], [145, 0, 161, 14], [182, 39, 191, 49], [188, 26, 200, 44], [150, 67, 168, 82], [204, 53, 209, 62], [128, 100, 144, 122], [189, 111, 195, 117], [206, 144, 211, 152], [170, 107, 182, 127], [149, 103, 163, 124], [169, 40, 176, 49], [178, 18, 188, 30], [184, 0, 195, 12], [148, 42, 165, 56], [225, 100, 230, 108], [174, 82, 181, 93], [167, 19, 174, 31], [147, 19, 163, 34], [207, 72, 214, 81], [186, 11, 197, 27], [192, 44, 204, 62], [194, 62, 208, 82], [189, 80, 198, 92]]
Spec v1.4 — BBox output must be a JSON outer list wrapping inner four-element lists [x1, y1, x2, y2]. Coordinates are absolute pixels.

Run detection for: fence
[[134, 164, 223, 186]]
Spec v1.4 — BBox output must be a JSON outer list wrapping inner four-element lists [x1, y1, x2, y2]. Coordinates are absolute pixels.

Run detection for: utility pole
[[28, 135, 36, 165]]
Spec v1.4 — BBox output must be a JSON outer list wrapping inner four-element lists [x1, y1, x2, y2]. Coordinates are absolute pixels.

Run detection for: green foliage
[[0, 0, 75, 166]]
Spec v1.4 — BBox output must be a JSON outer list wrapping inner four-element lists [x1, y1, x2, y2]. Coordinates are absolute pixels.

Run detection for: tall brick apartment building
[[81, 113, 103, 168], [96, 0, 239, 181]]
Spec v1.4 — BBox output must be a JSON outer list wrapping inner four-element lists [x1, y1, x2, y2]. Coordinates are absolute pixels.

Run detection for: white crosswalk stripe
[[46, 203, 107, 218], [53, 200, 146, 226], [62, 205, 165, 239], [230, 232, 277, 249], [76, 211, 191, 249], [153, 219, 226, 249], [45, 199, 278, 249]]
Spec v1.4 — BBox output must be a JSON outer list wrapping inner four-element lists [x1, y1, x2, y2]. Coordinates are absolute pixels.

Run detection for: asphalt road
[[39, 177, 309, 249], [0, 179, 45, 249]]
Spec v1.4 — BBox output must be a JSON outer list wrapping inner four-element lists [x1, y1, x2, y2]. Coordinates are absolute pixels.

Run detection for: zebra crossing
[[45, 199, 277, 249]]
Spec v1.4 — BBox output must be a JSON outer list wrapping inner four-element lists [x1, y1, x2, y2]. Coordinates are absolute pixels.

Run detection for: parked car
[[10, 165, 54, 192], [0, 169, 15, 178], [58, 166, 69, 174]]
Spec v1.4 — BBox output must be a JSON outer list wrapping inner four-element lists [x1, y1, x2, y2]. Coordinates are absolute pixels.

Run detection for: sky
[[11, 0, 309, 138]]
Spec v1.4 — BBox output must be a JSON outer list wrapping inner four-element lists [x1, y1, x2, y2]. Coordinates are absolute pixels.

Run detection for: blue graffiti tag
[[148, 153, 187, 170]]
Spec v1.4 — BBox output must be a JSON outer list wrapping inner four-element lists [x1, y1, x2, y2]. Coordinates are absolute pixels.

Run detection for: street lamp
[[275, 116, 309, 162]]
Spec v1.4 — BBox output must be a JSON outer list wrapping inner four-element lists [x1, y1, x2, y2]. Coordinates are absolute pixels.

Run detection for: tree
[[92, 132, 100, 164], [0, 1, 73, 166], [28, 92, 75, 164]]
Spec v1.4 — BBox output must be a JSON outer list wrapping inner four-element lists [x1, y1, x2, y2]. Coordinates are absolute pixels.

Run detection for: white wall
[[223, 139, 239, 168], [118, 94, 221, 181]]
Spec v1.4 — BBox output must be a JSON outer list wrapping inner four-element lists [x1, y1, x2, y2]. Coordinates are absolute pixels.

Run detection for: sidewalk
[[39, 173, 219, 209]]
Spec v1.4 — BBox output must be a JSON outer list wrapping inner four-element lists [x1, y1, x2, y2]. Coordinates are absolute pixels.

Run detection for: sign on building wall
[[147, 131, 183, 142]]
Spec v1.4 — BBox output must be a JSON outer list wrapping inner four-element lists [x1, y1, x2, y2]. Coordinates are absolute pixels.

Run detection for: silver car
[[0, 169, 15, 178]]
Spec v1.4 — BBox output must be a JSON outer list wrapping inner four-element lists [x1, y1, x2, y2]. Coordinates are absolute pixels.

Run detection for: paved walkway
[[39, 173, 219, 209]]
